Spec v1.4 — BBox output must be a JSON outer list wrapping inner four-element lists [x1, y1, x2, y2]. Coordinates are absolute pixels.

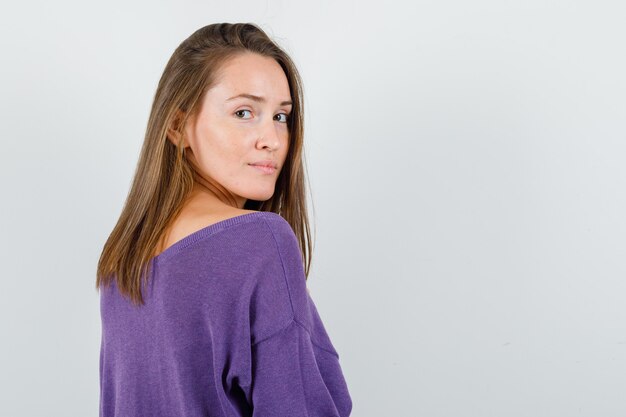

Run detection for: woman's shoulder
[[152, 209, 292, 263], [220, 209, 294, 241], [219, 209, 295, 240], [199, 208, 290, 232]]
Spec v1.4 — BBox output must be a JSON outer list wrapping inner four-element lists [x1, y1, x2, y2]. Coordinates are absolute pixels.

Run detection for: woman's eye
[[234, 109, 252, 119], [275, 113, 290, 123]]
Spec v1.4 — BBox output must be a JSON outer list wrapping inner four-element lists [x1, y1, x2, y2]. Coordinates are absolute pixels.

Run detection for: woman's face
[[177, 52, 292, 208]]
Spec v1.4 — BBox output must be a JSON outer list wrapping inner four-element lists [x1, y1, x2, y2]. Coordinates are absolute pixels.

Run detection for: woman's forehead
[[208, 55, 291, 102], [204, 84, 290, 105]]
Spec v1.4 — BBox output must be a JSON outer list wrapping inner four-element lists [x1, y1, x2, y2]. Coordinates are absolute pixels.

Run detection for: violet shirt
[[99, 211, 352, 417]]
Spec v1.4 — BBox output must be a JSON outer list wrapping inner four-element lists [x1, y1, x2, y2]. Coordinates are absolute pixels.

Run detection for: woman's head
[[97, 23, 313, 305], [149, 23, 306, 212], [172, 52, 292, 208]]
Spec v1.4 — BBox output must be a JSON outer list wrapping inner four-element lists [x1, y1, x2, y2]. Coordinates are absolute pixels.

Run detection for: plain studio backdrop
[[1, 1, 625, 416]]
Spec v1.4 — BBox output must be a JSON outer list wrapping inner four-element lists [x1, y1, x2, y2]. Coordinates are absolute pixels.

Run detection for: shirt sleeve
[[239, 214, 353, 417]]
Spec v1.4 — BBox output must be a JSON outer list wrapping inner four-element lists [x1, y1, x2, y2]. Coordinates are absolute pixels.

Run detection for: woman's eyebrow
[[226, 93, 292, 106]]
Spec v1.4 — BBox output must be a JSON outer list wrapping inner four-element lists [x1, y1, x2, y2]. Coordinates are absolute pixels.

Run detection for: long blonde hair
[[96, 23, 313, 306]]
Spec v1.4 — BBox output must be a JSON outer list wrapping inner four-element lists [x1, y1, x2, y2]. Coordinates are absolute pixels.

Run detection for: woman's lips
[[249, 164, 276, 174]]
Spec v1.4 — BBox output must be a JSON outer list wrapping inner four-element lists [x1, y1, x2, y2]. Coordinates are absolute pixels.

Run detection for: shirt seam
[[260, 215, 296, 318], [251, 317, 340, 359], [256, 216, 340, 359]]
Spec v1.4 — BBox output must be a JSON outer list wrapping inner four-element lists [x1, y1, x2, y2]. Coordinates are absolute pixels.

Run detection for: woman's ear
[[166, 109, 187, 147]]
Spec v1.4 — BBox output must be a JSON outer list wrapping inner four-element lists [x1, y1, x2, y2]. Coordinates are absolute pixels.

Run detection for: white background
[[1, 1, 625, 416]]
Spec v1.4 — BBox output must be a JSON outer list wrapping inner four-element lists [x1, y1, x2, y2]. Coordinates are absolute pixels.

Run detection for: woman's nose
[[257, 120, 281, 149]]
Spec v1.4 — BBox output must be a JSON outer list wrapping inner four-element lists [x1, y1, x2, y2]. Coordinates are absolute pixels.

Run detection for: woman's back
[[99, 211, 352, 417]]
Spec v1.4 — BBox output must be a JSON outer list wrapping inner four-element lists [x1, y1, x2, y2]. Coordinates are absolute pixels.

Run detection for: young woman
[[95, 23, 352, 416]]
